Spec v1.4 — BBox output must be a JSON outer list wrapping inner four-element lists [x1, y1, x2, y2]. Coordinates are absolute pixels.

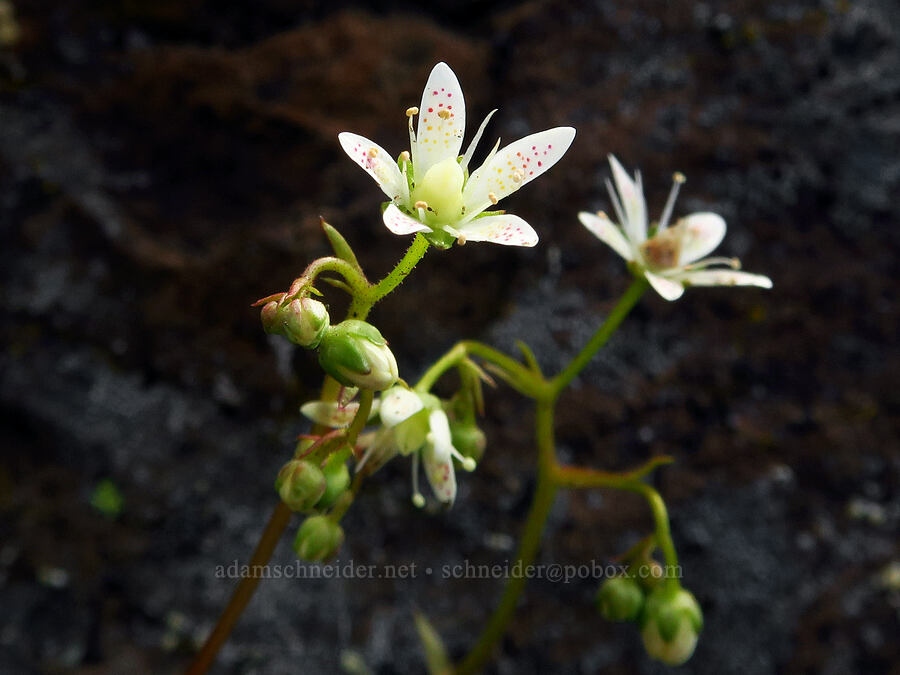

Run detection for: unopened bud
[[596, 575, 644, 622], [275, 459, 326, 512], [317, 320, 399, 391], [283, 297, 330, 348], [449, 420, 487, 465], [315, 452, 351, 509], [263, 297, 330, 348], [640, 586, 703, 666], [293, 515, 344, 562]]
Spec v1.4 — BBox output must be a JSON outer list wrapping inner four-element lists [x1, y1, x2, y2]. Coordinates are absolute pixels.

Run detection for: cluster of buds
[[261, 295, 398, 392], [595, 548, 702, 666]]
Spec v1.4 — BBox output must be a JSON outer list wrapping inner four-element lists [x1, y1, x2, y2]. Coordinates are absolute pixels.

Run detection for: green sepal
[[321, 219, 362, 270]]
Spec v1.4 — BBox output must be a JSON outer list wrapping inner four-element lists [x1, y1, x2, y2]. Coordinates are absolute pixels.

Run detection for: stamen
[[684, 256, 742, 270], [411, 452, 425, 508], [367, 147, 378, 158], [512, 169, 525, 184], [437, 109, 451, 120], [488, 192, 499, 205], [457, 235, 467, 245], [414, 200, 428, 210], [658, 171, 686, 233], [595, 210, 609, 219], [399, 151, 410, 163], [406, 106, 419, 117], [450, 446, 477, 471]]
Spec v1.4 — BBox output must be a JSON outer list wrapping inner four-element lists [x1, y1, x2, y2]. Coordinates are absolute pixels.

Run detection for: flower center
[[412, 157, 464, 224], [640, 227, 682, 270]]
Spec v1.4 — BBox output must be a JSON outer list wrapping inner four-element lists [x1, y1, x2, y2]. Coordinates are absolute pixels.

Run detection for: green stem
[[370, 234, 430, 303], [294, 256, 370, 298], [552, 465, 679, 583], [457, 399, 558, 675], [551, 277, 647, 396]]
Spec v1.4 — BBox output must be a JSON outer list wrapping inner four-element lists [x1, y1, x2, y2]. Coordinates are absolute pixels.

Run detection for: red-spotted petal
[[463, 127, 575, 216], [422, 410, 457, 504], [338, 132, 406, 202], [415, 62, 466, 180], [456, 214, 538, 247], [383, 204, 432, 236]]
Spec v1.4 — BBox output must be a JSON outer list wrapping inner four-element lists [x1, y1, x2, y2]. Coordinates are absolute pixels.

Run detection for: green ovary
[[413, 158, 464, 224]]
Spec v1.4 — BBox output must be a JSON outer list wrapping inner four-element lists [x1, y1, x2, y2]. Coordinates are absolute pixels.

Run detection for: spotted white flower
[[339, 62, 576, 248], [356, 387, 475, 507], [578, 155, 773, 301]]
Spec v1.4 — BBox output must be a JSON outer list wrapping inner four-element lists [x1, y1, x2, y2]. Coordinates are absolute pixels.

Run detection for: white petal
[[379, 387, 425, 427], [455, 213, 538, 247], [578, 211, 633, 261], [678, 269, 773, 289], [338, 132, 406, 202], [383, 204, 432, 236], [463, 127, 576, 216], [675, 213, 727, 266], [422, 410, 457, 504], [608, 154, 647, 244], [300, 401, 359, 428], [645, 270, 685, 301], [415, 63, 466, 180]]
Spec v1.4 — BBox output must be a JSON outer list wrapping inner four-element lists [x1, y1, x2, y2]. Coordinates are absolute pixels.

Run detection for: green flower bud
[[293, 515, 344, 562], [261, 297, 330, 348], [317, 320, 398, 391], [274, 459, 326, 512], [596, 575, 645, 622], [315, 452, 351, 509], [640, 586, 703, 666], [449, 419, 486, 464]]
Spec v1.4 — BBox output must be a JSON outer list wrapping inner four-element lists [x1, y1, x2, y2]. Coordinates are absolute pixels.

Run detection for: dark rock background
[[1, 0, 898, 673]]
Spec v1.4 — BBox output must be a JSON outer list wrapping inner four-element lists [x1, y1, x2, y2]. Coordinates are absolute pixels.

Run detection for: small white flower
[[356, 387, 476, 507], [339, 62, 576, 248], [578, 155, 773, 301]]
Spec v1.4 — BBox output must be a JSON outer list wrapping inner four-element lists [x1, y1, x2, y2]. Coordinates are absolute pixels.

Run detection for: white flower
[[356, 387, 476, 507], [339, 62, 576, 248], [578, 155, 773, 301]]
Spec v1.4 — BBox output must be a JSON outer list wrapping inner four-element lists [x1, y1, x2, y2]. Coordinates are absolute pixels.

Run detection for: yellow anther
[[596, 210, 609, 219], [414, 200, 428, 210], [457, 234, 467, 245], [399, 150, 410, 163], [406, 107, 419, 117], [367, 147, 378, 158], [437, 109, 451, 120], [488, 192, 498, 205], [673, 171, 686, 184]]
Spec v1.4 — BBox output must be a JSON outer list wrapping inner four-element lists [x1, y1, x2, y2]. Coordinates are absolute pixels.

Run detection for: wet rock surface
[[1, 1, 899, 673]]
